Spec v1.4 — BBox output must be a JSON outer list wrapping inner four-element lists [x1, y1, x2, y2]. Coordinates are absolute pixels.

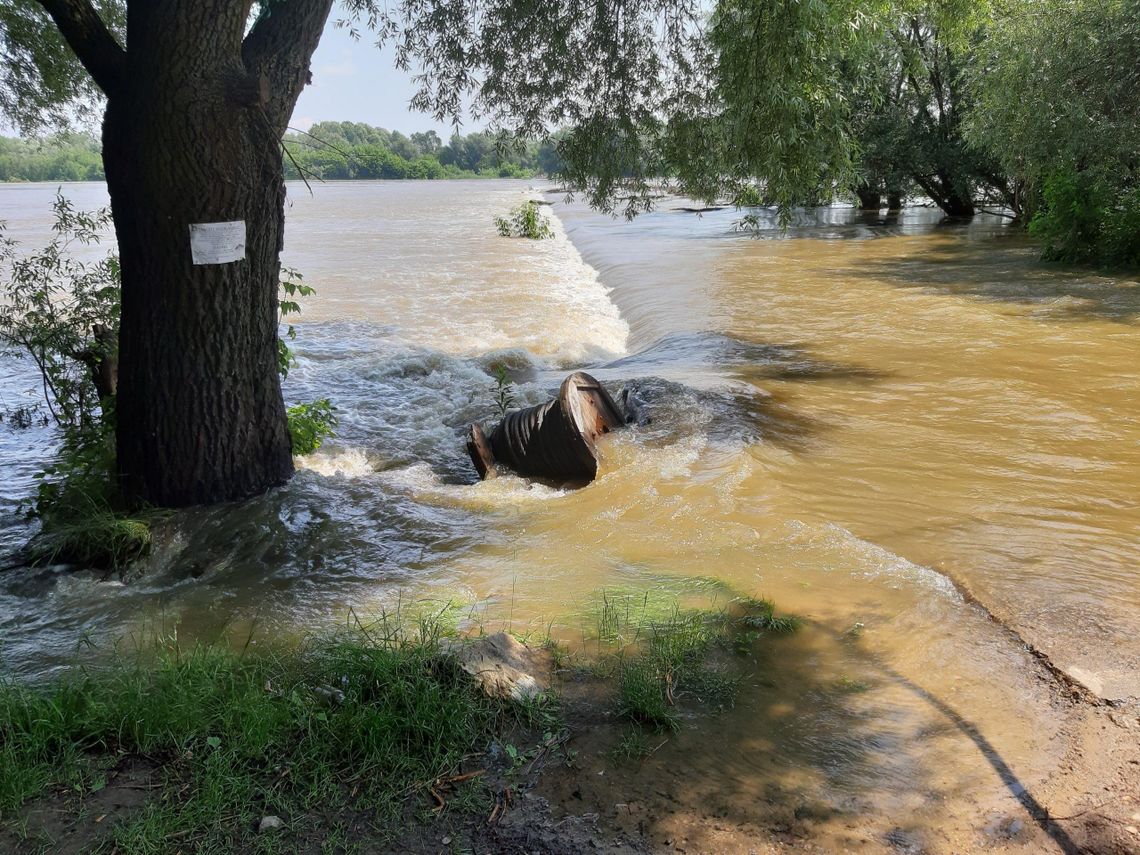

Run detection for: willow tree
[[968, 0, 1140, 258], [1, 0, 897, 507]]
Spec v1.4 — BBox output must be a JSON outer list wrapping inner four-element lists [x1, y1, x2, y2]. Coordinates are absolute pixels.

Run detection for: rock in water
[[620, 385, 651, 426], [450, 632, 549, 702]]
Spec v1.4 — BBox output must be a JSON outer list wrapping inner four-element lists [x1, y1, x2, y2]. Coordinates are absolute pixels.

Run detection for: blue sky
[[290, 20, 476, 136]]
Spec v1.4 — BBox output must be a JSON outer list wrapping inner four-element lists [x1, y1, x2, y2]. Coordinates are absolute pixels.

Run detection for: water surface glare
[[1, 180, 1137, 846]]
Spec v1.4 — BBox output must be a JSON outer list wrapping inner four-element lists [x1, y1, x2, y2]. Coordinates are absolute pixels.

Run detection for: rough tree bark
[[913, 170, 976, 218], [854, 184, 883, 211], [41, 0, 334, 506]]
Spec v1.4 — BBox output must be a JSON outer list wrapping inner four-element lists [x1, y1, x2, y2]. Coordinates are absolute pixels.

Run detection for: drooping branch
[[34, 0, 124, 95], [242, 0, 335, 132]]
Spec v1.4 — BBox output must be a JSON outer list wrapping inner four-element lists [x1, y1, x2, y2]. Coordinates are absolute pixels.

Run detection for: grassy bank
[[0, 619, 521, 852], [0, 592, 798, 852]]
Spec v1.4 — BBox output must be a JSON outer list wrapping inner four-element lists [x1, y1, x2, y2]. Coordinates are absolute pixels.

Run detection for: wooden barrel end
[[466, 423, 497, 480]]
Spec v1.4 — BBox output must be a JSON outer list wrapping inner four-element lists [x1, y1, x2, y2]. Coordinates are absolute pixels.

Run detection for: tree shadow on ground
[[541, 582, 1082, 854], [844, 238, 1140, 325], [804, 620, 1082, 855], [601, 331, 886, 384], [598, 331, 887, 454]]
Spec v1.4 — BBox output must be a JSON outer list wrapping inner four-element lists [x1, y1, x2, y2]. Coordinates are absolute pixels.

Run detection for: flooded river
[[1, 180, 1137, 850]]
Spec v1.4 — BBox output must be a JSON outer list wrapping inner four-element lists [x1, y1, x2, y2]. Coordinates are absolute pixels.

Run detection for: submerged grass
[[28, 507, 153, 570], [607, 727, 659, 762], [583, 589, 800, 732], [0, 617, 516, 850]]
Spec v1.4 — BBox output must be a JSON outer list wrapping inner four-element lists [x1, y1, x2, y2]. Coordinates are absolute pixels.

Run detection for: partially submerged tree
[[2, 0, 855, 508], [876, 2, 990, 217], [968, 0, 1140, 262], [4, 0, 1127, 512], [2, 1, 334, 506], [837, 0, 1025, 217]]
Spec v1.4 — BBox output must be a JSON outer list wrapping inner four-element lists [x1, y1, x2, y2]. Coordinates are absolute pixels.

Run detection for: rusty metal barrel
[[466, 372, 626, 482]]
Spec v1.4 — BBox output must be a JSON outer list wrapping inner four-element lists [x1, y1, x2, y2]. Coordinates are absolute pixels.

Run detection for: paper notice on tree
[[189, 221, 246, 265]]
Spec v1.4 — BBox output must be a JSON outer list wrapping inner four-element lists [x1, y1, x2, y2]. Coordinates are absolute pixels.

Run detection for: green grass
[[607, 727, 657, 762], [0, 618, 523, 850], [584, 590, 800, 732], [25, 432, 155, 571], [28, 506, 151, 569], [613, 608, 735, 731], [543, 638, 574, 672], [734, 596, 802, 634], [0, 586, 800, 845]]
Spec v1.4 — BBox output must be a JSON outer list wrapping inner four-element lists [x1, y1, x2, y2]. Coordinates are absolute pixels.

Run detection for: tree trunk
[[101, 0, 332, 507], [937, 185, 976, 218], [886, 190, 904, 211], [855, 184, 883, 211], [913, 171, 976, 218]]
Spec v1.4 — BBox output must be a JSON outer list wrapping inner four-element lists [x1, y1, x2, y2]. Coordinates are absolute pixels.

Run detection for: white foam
[[282, 182, 629, 370], [414, 189, 630, 365], [296, 447, 375, 478], [785, 520, 962, 599], [533, 202, 631, 363], [377, 461, 569, 509]]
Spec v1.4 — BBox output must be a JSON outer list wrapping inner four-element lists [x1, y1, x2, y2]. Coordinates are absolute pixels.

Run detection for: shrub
[[1030, 169, 1140, 269], [732, 183, 765, 208], [278, 271, 340, 458], [0, 193, 119, 431], [288, 398, 338, 455], [494, 200, 554, 239], [0, 195, 152, 569], [25, 421, 153, 570]]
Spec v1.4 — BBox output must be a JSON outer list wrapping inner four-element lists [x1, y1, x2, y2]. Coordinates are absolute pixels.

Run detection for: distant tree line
[[0, 124, 564, 183], [0, 133, 104, 182], [281, 122, 563, 180]]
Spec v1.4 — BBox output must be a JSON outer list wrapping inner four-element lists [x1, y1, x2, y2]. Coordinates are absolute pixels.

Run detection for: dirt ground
[[532, 696, 1139, 854]]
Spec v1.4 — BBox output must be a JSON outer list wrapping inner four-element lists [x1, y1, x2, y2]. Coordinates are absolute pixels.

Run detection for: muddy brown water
[[1, 181, 1137, 850]]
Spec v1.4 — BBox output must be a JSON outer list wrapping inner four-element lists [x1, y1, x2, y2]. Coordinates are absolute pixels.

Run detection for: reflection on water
[[1, 181, 1137, 847]]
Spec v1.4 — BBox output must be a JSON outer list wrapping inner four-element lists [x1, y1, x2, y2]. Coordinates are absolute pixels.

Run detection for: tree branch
[[35, 0, 125, 95], [242, 0, 335, 132]]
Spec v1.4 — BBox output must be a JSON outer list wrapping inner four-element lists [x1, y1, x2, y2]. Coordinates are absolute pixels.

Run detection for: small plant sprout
[[278, 266, 315, 379], [492, 364, 516, 417]]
